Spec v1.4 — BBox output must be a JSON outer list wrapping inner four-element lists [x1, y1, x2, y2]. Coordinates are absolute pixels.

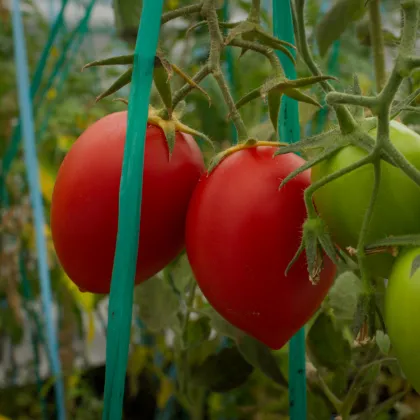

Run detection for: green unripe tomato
[[385, 247, 420, 394], [311, 120, 420, 278]]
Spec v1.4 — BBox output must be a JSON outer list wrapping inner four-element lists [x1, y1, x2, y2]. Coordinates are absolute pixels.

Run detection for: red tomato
[[186, 146, 336, 349], [51, 111, 205, 294]]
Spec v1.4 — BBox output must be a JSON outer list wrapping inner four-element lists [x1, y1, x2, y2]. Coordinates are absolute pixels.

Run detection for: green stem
[[326, 92, 377, 111], [304, 154, 373, 219], [357, 385, 410, 420], [356, 162, 381, 293], [249, 0, 261, 23], [161, 3, 203, 24], [368, 0, 386, 93], [203, 0, 248, 141], [316, 372, 342, 413], [294, 0, 357, 134], [340, 357, 397, 419]]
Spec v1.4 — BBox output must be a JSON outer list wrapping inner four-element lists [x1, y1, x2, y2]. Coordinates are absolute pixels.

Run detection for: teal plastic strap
[[1, 0, 69, 203], [37, 13, 93, 141], [34, 0, 97, 110], [20, 254, 48, 420], [101, 0, 164, 418], [272, 1, 307, 419], [10, 0, 66, 419]]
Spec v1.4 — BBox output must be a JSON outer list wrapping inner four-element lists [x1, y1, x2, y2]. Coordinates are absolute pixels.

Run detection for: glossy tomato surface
[[312, 120, 420, 278], [186, 146, 336, 350], [385, 247, 420, 394], [51, 111, 205, 294]]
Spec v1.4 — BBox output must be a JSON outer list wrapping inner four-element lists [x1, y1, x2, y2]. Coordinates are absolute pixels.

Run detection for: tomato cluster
[[51, 111, 420, 363], [51, 112, 336, 349]]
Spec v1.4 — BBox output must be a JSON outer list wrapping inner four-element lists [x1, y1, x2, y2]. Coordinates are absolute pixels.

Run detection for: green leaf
[[201, 305, 244, 340], [267, 90, 281, 133], [236, 335, 288, 387], [375, 330, 391, 355], [112, 0, 143, 43], [307, 391, 332, 420], [307, 311, 352, 370], [328, 271, 362, 324], [316, 0, 366, 57], [184, 317, 211, 348], [135, 275, 180, 332], [190, 347, 254, 392], [96, 68, 133, 102], [170, 253, 193, 293]]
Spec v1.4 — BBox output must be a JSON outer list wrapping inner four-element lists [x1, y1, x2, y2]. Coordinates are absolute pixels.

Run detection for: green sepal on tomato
[[385, 247, 420, 394], [186, 142, 336, 350], [51, 110, 206, 294], [311, 120, 420, 279]]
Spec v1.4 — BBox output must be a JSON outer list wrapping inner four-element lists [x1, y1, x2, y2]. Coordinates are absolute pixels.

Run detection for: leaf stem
[[326, 93, 377, 111], [161, 3, 203, 24], [368, 0, 386, 93]]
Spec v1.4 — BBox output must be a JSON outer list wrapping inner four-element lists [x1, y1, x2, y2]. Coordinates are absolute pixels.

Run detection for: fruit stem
[[202, 0, 249, 141], [369, 0, 386, 93]]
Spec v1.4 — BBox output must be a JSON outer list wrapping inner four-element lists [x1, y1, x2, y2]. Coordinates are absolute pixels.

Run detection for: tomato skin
[[51, 111, 205, 294], [385, 247, 420, 394], [311, 121, 420, 278], [185, 146, 336, 350]]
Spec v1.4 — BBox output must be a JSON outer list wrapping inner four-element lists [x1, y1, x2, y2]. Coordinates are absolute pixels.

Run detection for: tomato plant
[[51, 111, 205, 294], [385, 247, 420, 394], [185, 145, 336, 350], [311, 120, 420, 278]]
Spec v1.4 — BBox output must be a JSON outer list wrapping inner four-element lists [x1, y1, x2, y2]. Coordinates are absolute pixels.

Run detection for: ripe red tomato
[[185, 146, 336, 349], [312, 120, 420, 278], [51, 111, 205, 294], [385, 247, 420, 394]]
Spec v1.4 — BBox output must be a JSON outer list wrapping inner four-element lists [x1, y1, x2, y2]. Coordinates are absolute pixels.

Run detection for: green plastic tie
[[273, 1, 307, 419], [101, 0, 164, 419]]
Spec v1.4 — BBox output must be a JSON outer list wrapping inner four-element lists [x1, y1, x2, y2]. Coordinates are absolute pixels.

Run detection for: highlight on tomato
[[185, 144, 336, 350], [311, 120, 420, 279], [51, 111, 205, 294]]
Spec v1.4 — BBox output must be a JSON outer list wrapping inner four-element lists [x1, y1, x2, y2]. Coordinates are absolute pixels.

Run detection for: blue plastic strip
[[37, 14, 92, 141], [101, 0, 164, 418], [272, 1, 307, 419], [10, 1, 66, 419], [1, 0, 70, 202], [35, 0, 97, 110]]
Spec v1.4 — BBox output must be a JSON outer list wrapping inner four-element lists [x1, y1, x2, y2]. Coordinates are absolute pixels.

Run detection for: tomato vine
[[76, 0, 420, 418]]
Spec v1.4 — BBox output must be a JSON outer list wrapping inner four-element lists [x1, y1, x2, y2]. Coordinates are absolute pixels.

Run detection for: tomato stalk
[[202, 0, 248, 141], [368, 0, 386, 93], [293, 0, 357, 135]]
